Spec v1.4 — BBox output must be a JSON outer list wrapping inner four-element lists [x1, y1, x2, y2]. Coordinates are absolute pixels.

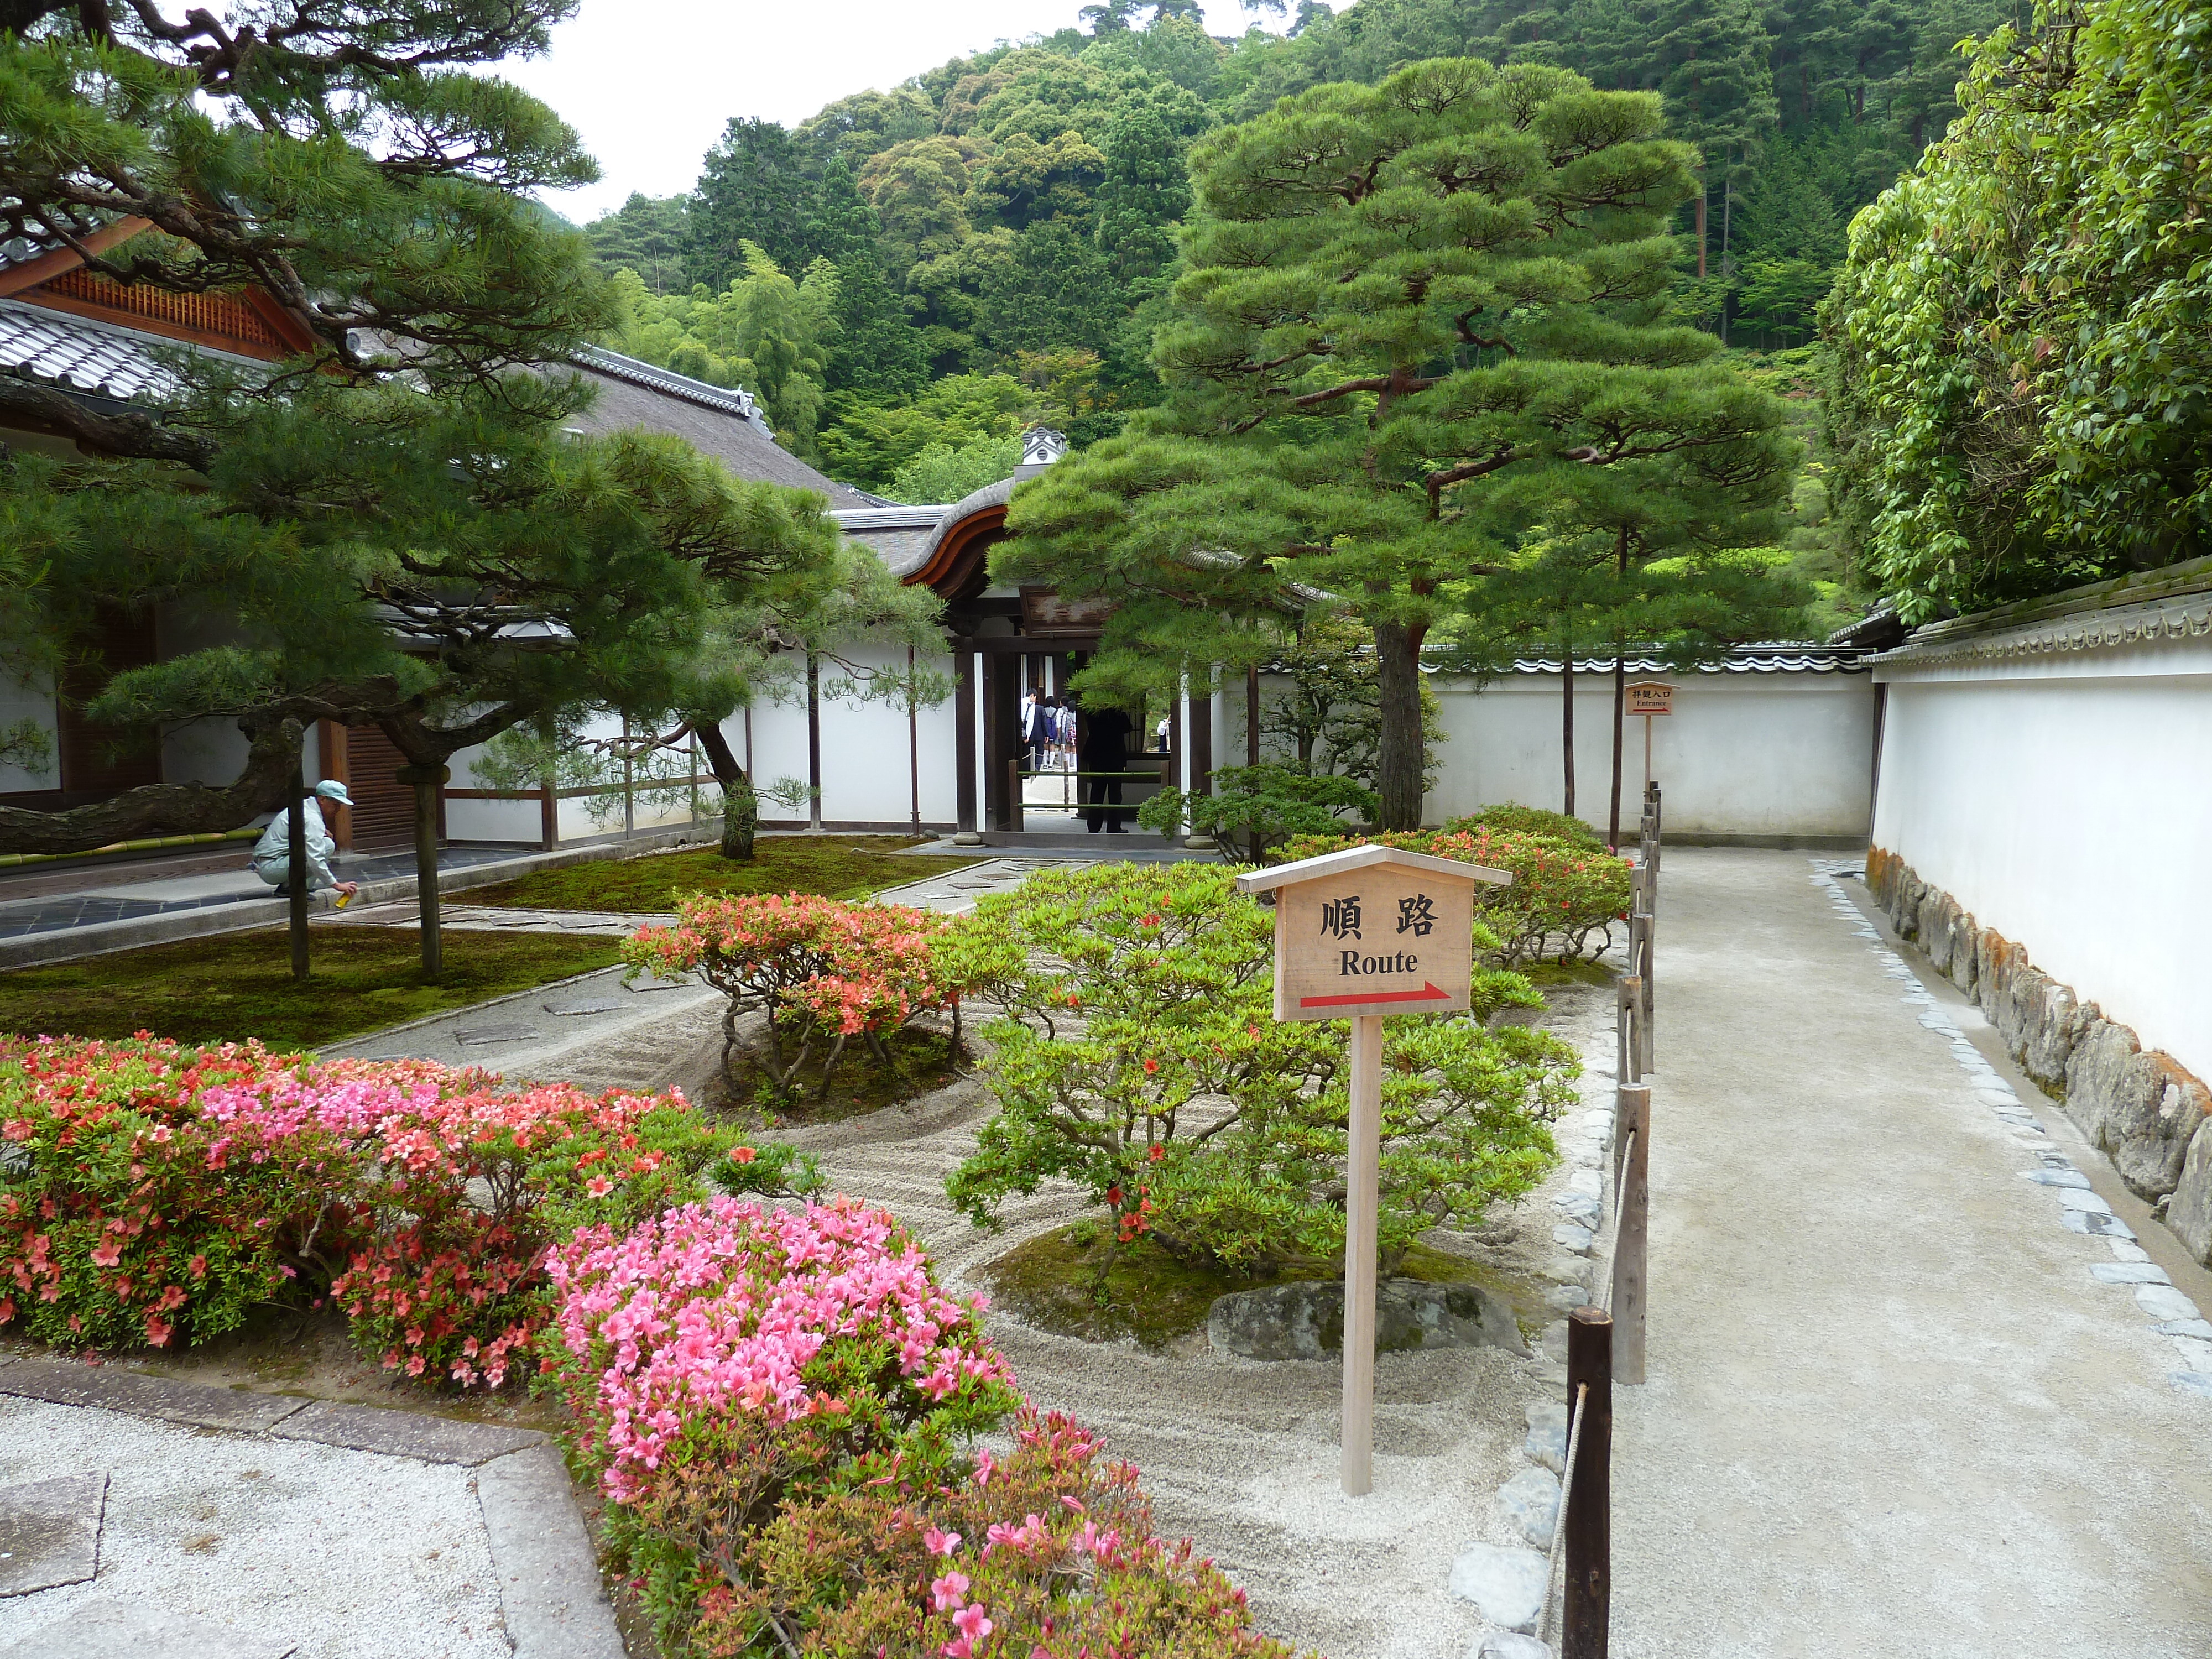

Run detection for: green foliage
[[1002, 57, 1798, 833], [1246, 614, 1445, 792], [1825, 0, 2212, 617], [818, 374, 1037, 493], [1446, 805, 1604, 847], [461, 838, 981, 913], [1136, 763, 1378, 861], [940, 863, 1574, 1276], [584, 193, 691, 295], [889, 434, 1025, 505]]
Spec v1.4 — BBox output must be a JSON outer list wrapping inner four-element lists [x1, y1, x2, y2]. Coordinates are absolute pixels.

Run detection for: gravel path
[[1609, 848, 2212, 1658], [764, 988, 1622, 1659]]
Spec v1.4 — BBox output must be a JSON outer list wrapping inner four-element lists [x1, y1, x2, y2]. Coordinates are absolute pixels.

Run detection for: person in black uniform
[[1076, 698, 1135, 833]]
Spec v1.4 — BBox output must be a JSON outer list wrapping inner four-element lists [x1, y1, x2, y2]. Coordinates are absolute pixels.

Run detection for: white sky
[[502, 1, 1270, 225]]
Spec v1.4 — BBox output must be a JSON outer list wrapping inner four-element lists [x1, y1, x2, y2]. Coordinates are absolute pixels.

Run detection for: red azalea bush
[[542, 1194, 1300, 1658], [0, 1036, 814, 1384], [624, 894, 973, 1098], [1277, 826, 1630, 966]]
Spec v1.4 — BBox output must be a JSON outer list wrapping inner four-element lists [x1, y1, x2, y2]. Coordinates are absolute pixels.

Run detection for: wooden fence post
[[1564, 1307, 1613, 1659], [1610, 1085, 1650, 1387], [1616, 973, 1642, 1086], [1006, 758, 1024, 833]]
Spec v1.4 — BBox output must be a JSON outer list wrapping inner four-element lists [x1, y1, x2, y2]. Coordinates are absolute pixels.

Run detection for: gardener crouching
[[250, 780, 361, 904]]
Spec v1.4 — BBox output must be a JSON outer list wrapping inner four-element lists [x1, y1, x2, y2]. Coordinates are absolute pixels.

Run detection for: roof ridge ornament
[[1014, 425, 1067, 479]]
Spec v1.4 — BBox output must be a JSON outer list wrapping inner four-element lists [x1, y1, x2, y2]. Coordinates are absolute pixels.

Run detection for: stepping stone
[[1567, 1169, 1603, 1198], [2156, 1319, 2212, 1341], [1553, 1193, 1602, 1228], [1496, 1467, 1562, 1549], [269, 1400, 543, 1466], [2171, 1372, 2212, 1400], [2108, 1240, 2152, 1264], [453, 1024, 540, 1046], [0, 1470, 106, 1597], [544, 1000, 623, 1017], [2056, 1187, 2114, 1215], [2170, 1337, 2212, 1374], [1447, 1543, 1549, 1634], [0, 1594, 295, 1658], [1552, 1222, 1595, 1253], [2135, 1284, 2202, 1323], [2090, 1262, 2170, 1286], [2062, 1210, 2136, 1239], [2023, 1169, 2089, 1188]]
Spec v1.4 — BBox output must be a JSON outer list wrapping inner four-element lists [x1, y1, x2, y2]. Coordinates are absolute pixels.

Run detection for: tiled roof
[[0, 299, 188, 403], [572, 345, 768, 428], [832, 504, 960, 577], [1475, 645, 1868, 675]]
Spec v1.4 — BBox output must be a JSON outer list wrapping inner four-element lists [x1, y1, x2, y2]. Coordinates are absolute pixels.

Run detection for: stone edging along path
[[1814, 863, 2212, 1399], [0, 1352, 622, 1658]]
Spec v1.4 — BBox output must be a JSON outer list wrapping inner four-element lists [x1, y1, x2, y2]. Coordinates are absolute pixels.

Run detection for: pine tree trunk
[[693, 721, 758, 862], [1562, 652, 1576, 819], [1695, 190, 1708, 281], [1371, 620, 1425, 831], [1608, 653, 1626, 853], [397, 765, 447, 982]]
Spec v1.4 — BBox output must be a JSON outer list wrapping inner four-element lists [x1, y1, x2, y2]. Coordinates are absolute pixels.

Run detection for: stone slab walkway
[[1610, 848, 2212, 1658], [0, 1357, 616, 1659]]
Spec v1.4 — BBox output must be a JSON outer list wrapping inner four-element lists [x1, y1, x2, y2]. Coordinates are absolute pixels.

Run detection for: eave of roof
[[1868, 555, 2212, 670]]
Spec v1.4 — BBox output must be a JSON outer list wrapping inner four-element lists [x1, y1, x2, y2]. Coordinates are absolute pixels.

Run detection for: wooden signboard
[[1626, 681, 1673, 716], [1237, 844, 1510, 1495]]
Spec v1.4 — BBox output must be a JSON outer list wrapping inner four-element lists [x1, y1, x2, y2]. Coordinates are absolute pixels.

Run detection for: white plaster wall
[[1871, 655, 2212, 1083], [740, 645, 959, 828], [155, 602, 254, 787], [1425, 671, 1875, 836], [0, 670, 59, 793]]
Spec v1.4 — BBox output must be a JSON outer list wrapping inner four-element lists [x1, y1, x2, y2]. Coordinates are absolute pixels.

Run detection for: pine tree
[[686, 118, 815, 287], [1001, 58, 1799, 830]]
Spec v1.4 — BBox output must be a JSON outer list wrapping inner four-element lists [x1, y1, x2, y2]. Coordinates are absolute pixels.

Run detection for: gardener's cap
[[314, 780, 354, 807]]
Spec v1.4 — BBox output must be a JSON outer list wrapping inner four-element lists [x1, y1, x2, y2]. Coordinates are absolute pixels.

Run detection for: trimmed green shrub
[[1443, 805, 1604, 849], [939, 863, 1574, 1277], [1138, 762, 1378, 862]]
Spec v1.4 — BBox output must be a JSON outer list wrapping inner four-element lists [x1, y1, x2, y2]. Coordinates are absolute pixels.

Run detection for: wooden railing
[[1543, 779, 1661, 1658]]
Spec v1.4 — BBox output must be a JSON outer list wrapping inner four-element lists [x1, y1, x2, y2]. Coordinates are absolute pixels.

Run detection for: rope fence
[[1539, 779, 1661, 1658]]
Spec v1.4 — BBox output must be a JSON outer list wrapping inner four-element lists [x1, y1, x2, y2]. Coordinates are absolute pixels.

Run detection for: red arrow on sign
[[1298, 982, 1452, 1010]]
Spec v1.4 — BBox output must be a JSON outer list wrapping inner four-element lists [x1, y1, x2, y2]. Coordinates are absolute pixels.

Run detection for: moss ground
[[982, 1225, 1540, 1352], [0, 926, 623, 1051], [1519, 958, 1617, 989], [462, 835, 983, 913], [731, 1022, 966, 1125]]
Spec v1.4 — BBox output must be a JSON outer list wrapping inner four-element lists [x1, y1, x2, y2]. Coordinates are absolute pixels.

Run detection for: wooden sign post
[[1237, 844, 1509, 1495], [1625, 681, 1672, 799]]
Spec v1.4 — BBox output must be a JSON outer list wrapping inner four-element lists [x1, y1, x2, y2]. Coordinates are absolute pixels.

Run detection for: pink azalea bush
[[0, 1036, 814, 1384], [624, 894, 971, 1098], [541, 1194, 1300, 1658]]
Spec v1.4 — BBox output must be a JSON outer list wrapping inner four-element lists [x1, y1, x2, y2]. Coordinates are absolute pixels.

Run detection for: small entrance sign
[[1237, 844, 1510, 1496], [1248, 846, 1500, 1021], [1626, 681, 1673, 716]]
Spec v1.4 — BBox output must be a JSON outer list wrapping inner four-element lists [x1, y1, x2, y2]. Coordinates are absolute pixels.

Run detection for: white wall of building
[[0, 670, 59, 794], [1424, 669, 1875, 836], [1872, 637, 2212, 1083]]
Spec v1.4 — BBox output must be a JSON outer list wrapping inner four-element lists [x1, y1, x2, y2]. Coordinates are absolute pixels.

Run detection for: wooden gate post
[[1564, 1307, 1614, 1658], [1610, 1085, 1650, 1386]]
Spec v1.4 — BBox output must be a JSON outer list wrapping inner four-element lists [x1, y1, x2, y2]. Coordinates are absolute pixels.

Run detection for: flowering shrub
[[624, 894, 969, 1099], [543, 1194, 1297, 1657], [1279, 826, 1631, 966], [940, 864, 1573, 1277], [0, 1037, 815, 1385], [1442, 804, 1604, 849]]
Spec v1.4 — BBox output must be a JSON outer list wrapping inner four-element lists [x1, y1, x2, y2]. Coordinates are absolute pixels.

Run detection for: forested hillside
[[581, 0, 2015, 506]]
